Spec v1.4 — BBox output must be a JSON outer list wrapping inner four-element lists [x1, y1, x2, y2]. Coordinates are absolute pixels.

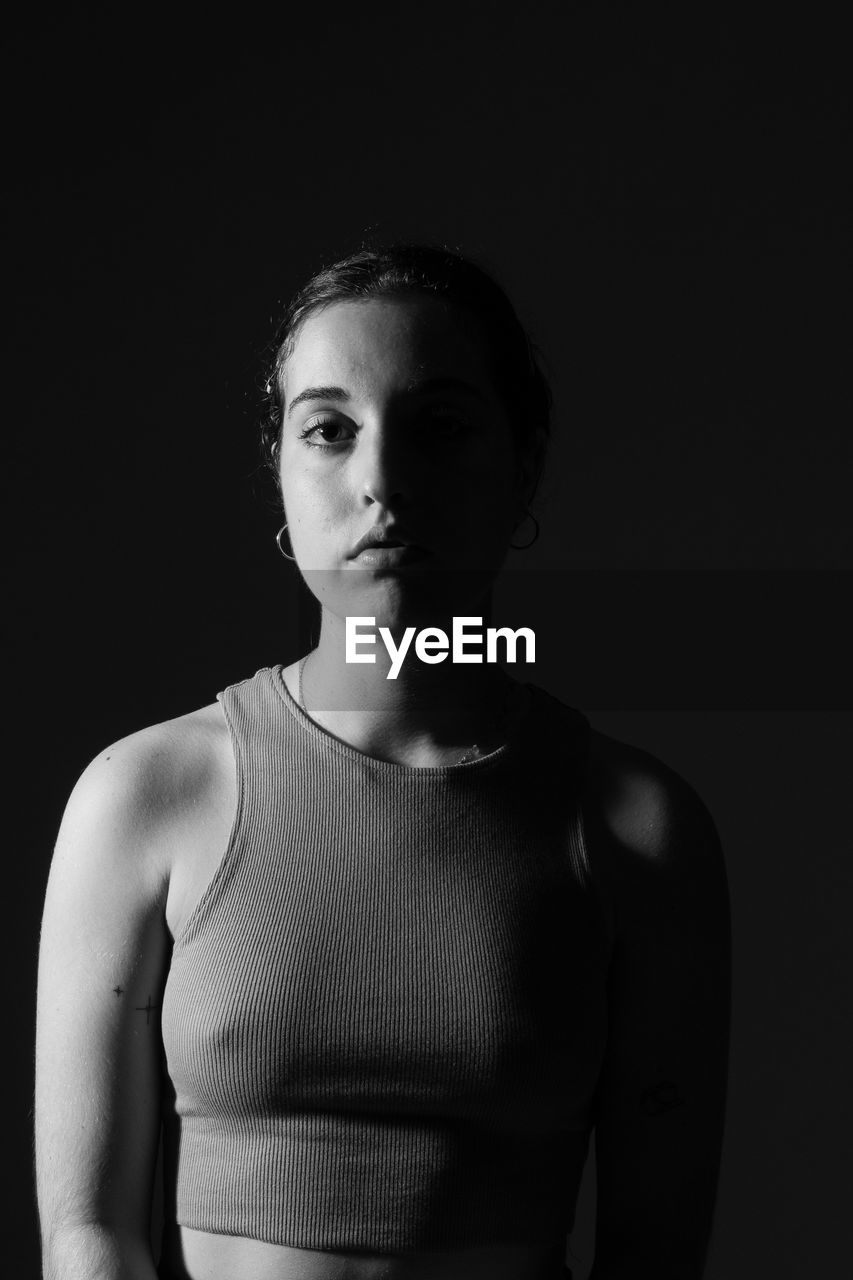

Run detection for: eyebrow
[[285, 376, 489, 418]]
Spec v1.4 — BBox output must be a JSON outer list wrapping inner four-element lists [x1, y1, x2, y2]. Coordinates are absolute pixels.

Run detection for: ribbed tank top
[[159, 664, 614, 1253]]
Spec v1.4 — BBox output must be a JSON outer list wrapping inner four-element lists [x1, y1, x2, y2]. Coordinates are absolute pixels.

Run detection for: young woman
[[35, 245, 731, 1280]]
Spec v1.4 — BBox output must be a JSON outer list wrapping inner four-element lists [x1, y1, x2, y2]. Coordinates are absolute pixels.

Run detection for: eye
[[298, 417, 354, 449], [425, 405, 471, 436]]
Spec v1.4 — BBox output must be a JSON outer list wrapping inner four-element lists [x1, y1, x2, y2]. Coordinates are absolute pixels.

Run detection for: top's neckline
[[269, 663, 537, 775]]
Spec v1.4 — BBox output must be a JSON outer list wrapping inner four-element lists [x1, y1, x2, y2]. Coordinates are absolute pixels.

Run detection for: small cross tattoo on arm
[[135, 996, 159, 1025], [640, 1080, 685, 1117]]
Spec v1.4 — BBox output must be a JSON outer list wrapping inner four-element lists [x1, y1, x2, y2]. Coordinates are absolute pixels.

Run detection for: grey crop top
[[159, 664, 613, 1251]]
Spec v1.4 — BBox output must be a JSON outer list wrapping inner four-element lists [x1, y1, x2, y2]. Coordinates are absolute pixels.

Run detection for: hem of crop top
[[270, 661, 544, 774]]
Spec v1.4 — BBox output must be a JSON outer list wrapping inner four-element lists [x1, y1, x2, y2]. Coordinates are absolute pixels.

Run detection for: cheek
[[279, 461, 343, 520], [444, 472, 519, 546], [458, 444, 521, 507]]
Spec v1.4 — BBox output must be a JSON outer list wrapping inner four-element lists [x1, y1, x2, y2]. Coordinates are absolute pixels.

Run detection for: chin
[[304, 565, 496, 632]]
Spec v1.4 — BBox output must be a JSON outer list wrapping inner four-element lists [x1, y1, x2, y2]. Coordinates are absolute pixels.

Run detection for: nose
[[355, 420, 415, 510]]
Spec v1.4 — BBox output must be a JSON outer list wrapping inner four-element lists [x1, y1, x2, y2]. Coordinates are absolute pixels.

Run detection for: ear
[[514, 428, 546, 509]]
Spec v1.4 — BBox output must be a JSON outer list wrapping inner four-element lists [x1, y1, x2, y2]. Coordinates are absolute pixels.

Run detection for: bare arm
[[35, 732, 175, 1280], [585, 741, 732, 1280]]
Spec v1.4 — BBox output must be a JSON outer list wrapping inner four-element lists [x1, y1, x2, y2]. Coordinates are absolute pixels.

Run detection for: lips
[[349, 525, 424, 559]]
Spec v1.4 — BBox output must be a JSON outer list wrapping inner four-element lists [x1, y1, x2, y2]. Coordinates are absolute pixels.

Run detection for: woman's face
[[277, 293, 530, 628]]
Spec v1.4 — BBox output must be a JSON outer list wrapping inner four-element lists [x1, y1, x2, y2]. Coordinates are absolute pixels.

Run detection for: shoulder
[[73, 700, 228, 814], [582, 726, 727, 938], [586, 727, 720, 860], [54, 701, 231, 890]]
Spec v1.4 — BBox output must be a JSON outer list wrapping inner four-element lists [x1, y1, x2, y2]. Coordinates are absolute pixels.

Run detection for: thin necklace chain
[[296, 653, 513, 765]]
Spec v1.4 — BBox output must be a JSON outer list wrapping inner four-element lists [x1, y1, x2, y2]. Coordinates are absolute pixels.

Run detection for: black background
[[9, 6, 850, 1277]]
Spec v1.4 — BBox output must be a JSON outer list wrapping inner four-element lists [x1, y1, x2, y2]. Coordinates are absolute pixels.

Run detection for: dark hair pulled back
[[261, 242, 553, 502]]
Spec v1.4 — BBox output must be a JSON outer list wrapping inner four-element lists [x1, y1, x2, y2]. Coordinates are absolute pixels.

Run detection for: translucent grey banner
[[492, 569, 852, 710], [289, 569, 852, 710]]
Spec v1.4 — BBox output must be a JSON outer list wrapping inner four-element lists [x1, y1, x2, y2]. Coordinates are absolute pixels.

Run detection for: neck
[[298, 600, 524, 766]]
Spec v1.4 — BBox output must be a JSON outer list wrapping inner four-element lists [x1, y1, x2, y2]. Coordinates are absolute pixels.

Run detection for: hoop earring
[[275, 524, 296, 562], [510, 510, 539, 550]]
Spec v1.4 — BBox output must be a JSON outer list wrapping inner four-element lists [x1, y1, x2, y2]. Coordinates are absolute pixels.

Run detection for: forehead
[[284, 295, 494, 399]]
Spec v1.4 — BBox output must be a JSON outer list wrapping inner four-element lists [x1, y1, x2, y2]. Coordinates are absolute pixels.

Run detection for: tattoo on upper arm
[[640, 1079, 685, 1116], [110, 986, 160, 1026], [135, 995, 159, 1025]]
